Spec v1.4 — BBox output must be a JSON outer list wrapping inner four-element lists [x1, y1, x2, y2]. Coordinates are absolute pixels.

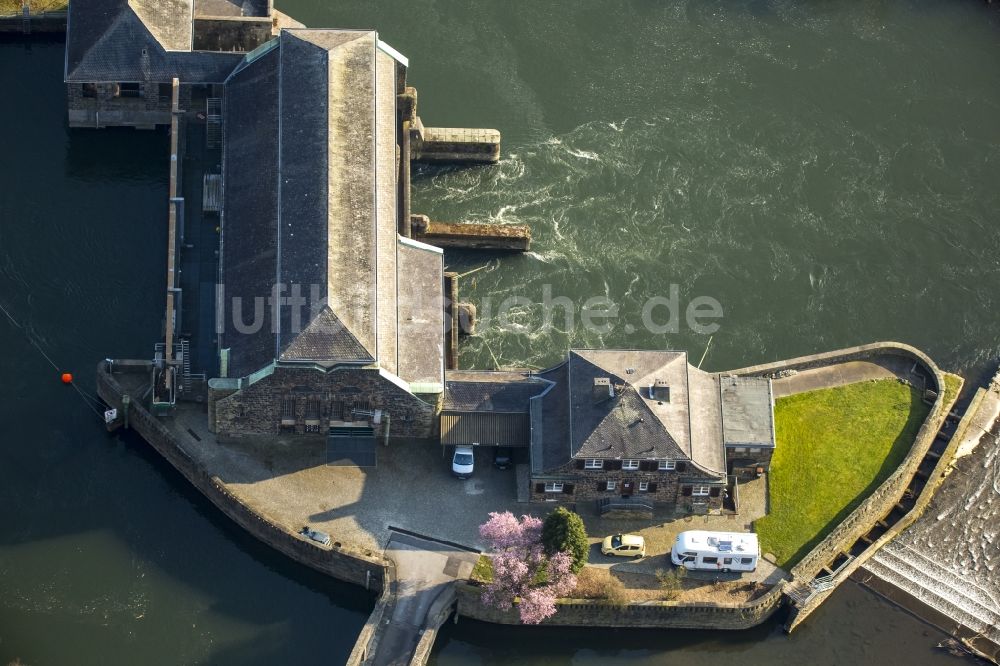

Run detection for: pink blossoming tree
[[478, 511, 578, 624]]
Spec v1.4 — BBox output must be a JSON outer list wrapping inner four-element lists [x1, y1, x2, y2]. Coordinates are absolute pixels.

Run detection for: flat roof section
[[720, 375, 776, 448]]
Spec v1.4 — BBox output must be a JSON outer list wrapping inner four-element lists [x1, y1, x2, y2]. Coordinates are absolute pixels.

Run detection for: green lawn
[[755, 379, 930, 569]]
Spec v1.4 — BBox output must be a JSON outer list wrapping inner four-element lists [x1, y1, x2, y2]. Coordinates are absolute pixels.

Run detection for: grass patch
[[471, 554, 493, 583], [756, 379, 930, 569], [941, 373, 962, 408], [0, 0, 67, 14]]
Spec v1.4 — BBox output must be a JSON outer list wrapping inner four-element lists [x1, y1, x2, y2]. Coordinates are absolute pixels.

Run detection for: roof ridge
[[279, 305, 374, 363]]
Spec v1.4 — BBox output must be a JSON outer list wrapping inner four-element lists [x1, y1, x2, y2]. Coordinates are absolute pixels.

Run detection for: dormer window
[[622, 459, 640, 470], [593, 377, 613, 401], [584, 458, 603, 469], [651, 378, 670, 402], [658, 460, 676, 471]]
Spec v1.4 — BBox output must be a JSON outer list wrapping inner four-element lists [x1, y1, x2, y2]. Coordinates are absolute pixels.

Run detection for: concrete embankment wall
[[96, 361, 391, 593], [728, 342, 950, 629], [455, 581, 786, 630]]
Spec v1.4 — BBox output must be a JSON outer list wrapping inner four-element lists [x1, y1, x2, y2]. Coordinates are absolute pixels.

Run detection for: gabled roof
[[279, 307, 374, 364], [220, 30, 428, 381], [530, 362, 569, 474], [569, 350, 691, 461], [66, 0, 243, 83]]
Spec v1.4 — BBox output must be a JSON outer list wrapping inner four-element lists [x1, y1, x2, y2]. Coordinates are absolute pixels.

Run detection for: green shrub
[[541, 506, 589, 573]]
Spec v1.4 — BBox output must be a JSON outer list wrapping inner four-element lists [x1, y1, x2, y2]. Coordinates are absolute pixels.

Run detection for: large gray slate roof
[[66, 0, 243, 83], [221, 31, 428, 382], [530, 362, 570, 474]]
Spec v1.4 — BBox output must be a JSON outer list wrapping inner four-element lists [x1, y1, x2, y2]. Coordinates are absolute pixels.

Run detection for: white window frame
[[622, 459, 640, 470], [544, 482, 564, 493], [584, 458, 603, 469], [606, 480, 616, 491], [692, 485, 711, 496], [658, 460, 676, 471], [639, 481, 649, 492]]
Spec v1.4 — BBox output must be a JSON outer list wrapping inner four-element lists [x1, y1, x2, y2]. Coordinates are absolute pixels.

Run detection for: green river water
[[2, 0, 999, 663]]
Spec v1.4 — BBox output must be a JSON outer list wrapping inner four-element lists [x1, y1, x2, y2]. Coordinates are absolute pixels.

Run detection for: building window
[[622, 459, 640, 470], [117, 82, 142, 98], [658, 460, 676, 471], [606, 480, 616, 491], [544, 482, 564, 493], [280, 398, 296, 426], [584, 459, 603, 469], [733, 447, 747, 453], [692, 485, 710, 496], [749, 447, 761, 454], [82, 83, 98, 98], [304, 399, 321, 432], [639, 481, 649, 492]]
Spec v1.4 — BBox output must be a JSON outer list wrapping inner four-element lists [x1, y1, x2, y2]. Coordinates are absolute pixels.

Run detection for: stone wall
[[192, 17, 272, 52], [67, 81, 194, 129], [722, 342, 951, 631], [455, 581, 786, 630], [97, 361, 391, 591], [211, 365, 438, 440], [530, 459, 724, 512]]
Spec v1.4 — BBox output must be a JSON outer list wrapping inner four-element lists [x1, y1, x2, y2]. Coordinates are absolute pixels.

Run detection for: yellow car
[[601, 533, 646, 558]]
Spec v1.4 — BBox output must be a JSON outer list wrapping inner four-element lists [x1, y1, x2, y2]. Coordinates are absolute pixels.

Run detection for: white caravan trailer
[[670, 530, 759, 573]]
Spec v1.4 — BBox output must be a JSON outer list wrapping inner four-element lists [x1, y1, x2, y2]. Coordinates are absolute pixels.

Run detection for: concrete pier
[[411, 120, 501, 164], [411, 214, 530, 251]]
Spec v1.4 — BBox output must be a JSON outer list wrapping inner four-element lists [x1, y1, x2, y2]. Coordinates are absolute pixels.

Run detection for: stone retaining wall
[[455, 580, 786, 630], [410, 585, 458, 665], [347, 561, 397, 666], [724, 342, 952, 631], [96, 361, 391, 592]]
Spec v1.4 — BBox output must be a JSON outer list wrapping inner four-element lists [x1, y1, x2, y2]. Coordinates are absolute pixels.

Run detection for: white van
[[670, 530, 759, 573]]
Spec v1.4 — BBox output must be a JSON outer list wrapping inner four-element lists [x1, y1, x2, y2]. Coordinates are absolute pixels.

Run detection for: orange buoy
[[61, 373, 73, 384]]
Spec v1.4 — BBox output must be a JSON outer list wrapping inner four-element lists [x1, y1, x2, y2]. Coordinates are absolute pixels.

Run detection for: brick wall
[[212, 365, 438, 439]]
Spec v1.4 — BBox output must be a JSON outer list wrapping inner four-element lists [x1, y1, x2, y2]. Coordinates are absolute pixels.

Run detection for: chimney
[[652, 379, 670, 402], [594, 377, 613, 401]]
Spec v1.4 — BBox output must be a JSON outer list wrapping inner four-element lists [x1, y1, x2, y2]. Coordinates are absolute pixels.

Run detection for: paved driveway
[[371, 531, 479, 666]]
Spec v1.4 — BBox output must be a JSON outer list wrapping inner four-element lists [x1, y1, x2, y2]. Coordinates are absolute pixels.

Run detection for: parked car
[[493, 446, 513, 470], [601, 533, 646, 558], [299, 525, 331, 546], [452, 445, 475, 479]]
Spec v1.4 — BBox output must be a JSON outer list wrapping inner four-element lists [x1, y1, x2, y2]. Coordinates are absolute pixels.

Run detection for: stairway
[[865, 540, 1000, 642]]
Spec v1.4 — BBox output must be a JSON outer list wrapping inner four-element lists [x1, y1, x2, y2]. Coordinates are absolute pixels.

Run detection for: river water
[[1, 0, 999, 663]]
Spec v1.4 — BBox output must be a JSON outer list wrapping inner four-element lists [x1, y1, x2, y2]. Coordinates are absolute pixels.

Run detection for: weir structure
[[54, 2, 999, 662]]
